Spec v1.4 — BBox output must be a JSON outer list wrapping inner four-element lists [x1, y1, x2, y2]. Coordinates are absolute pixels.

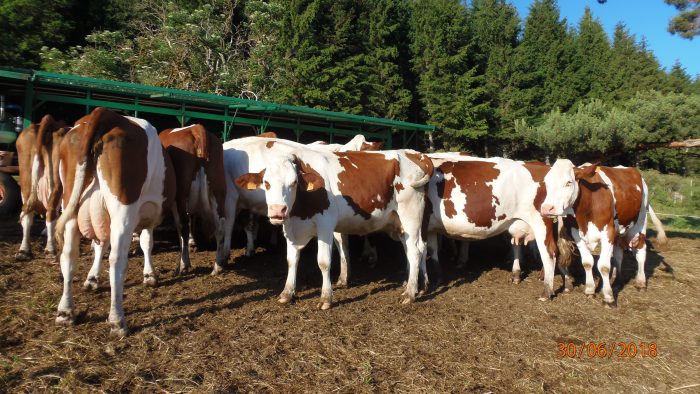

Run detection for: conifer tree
[[569, 7, 612, 102]]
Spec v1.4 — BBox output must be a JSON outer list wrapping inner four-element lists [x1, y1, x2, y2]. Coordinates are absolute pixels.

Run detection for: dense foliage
[[1, 0, 699, 173]]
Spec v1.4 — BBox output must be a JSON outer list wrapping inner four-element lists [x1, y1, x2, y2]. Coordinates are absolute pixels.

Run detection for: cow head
[[235, 155, 325, 225], [540, 159, 597, 217], [360, 141, 384, 151]]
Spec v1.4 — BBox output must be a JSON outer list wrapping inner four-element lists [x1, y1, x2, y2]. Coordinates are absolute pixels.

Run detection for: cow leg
[[107, 218, 137, 337], [535, 236, 556, 301], [16, 211, 35, 261], [598, 241, 616, 307], [140, 228, 158, 287], [577, 240, 596, 297], [83, 240, 109, 291], [188, 227, 197, 252], [333, 232, 351, 288], [244, 213, 258, 257], [213, 212, 228, 275], [455, 241, 470, 269], [220, 193, 238, 270], [317, 232, 334, 310], [511, 243, 523, 284], [361, 236, 378, 268], [56, 218, 79, 325], [44, 219, 57, 257], [634, 244, 648, 291], [171, 206, 191, 276], [612, 245, 623, 287], [279, 239, 303, 304], [400, 231, 423, 304]]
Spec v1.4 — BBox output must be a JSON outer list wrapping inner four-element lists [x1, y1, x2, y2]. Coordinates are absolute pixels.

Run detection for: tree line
[[1, 0, 699, 174]]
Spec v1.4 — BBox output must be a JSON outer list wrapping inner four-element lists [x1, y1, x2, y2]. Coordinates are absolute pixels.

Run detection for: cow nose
[[268, 204, 288, 220], [540, 204, 555, 216]]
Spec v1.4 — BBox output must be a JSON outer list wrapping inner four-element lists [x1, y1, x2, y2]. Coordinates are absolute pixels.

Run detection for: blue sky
[[509, 0, 700, 78]]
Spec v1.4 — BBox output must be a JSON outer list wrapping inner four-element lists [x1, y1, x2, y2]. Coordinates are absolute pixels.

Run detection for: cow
[[309, 134, 384, 152], [159, 124, 227, 275], [423, 154, 559, 300], [224, 137, 433, 308], [14, 115, 69, 260], [540, 160, 667, 306], [54, 108, 175, 336]]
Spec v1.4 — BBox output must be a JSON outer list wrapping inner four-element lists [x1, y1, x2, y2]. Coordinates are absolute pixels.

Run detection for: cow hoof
[[602, 300, 616, 308], [278, 293, 294, 304], [586, 293, 596, 299], [143, 273, 158, 287], [400, 296, 414, 305], [634, 282, 647, 291], [83, 277, 99, 291], [109, 323, 129, 338], [15, 250, 33, 262], [317, 301, 332, 310], [55, 310, 75, 326], [245, 249, 254, 257], [44, 249, 57, 258], [335, 279, 348, 288], [175, 265, 191, 277], [511, 274, 522, 285]]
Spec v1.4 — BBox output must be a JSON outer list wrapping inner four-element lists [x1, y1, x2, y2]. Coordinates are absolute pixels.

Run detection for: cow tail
[[556, 217, 576, 270], [647, 204, 668, 247], [408, 152, 434, 188], [192, 125, 210, 161], [24, 152, 41, 213]]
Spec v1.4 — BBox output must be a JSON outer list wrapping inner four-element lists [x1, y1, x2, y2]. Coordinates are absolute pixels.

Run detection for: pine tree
[[666, 60, 693, 94], [468, 0, 521, 155], [409, 0, 488, 151], [569, 7, 612, 103]]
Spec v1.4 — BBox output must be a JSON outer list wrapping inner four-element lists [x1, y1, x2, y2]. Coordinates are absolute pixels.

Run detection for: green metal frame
[[0, 68, 435, 149]]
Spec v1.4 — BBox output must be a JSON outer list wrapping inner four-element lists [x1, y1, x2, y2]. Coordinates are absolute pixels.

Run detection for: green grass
[[642, 169, 700, 233]]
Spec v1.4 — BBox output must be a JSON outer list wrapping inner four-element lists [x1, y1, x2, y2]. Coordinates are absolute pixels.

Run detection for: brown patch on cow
[[394, 182, 405, 194], [266, 140, 275, 149], [421, 194, 433, 242], [335, 152, 399, 219], [290, 158, 330, 220], [235, 169, 266, 190], [436, 174, 458, 218], [571, 172, 616, 241], [437, 161, 501, 227], [404, 151, 434, 179], [161, 146, 176, 214], [96, 121, 149, 205], [544, 218, 557, 259], [599, 167, 643, 227], [258, 131, 278, 139], [360, 141, 384, 151], [523, 161, 549, 211], [629, 233, 646, 249]]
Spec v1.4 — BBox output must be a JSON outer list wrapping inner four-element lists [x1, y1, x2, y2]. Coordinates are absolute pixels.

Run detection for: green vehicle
[[0, 95, 22, 219]]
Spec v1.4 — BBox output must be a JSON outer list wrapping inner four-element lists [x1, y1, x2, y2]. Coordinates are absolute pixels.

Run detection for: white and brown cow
[[423, 154, 559, 300], [308, 134, 384, 152], [224, 137, 433, 308], [159, 125, 228, 275], [541, 160, 667, 306], [14, 115, 69, 260], [55, 108, 175, 336]]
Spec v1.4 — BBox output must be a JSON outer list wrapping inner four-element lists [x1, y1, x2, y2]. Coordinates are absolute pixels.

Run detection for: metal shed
[[0, 67, 434, 149]]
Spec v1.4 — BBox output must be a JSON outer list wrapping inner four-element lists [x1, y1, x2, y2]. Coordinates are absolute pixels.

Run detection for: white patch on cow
[[635, 184, 641, 192], [171, 125, 195, 133]]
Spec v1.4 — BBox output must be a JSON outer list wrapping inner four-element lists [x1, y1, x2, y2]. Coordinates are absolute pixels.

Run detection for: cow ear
[[301, 172, 325, 192], [574, 164, 597, 180], [235, 169, 266, 190]]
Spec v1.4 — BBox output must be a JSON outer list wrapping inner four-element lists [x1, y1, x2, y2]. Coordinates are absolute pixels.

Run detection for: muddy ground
[[0, 217, 698, 393]]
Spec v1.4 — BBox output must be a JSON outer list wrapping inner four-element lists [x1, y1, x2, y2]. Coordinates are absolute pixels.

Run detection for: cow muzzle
[[268, 204, 288, 225], [540, 204, 561, 217]]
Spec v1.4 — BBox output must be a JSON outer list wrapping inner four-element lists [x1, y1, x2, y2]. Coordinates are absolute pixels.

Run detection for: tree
[[409, 0, 489, 151], [666, 60, 693, 93], [665, 0, 700, 39], [569, 7, 612, 103]]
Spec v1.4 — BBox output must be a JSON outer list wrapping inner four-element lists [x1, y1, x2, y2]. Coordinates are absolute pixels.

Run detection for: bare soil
[[0, 217, 698, 393]]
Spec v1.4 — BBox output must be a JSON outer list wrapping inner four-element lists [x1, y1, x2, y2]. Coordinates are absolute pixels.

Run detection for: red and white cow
[[423, 154, 559, 299], [541, 160, 667, 306], [159, 125, 228, 275], [14, 115, 69, 260], [55, 108, 175, 336], [224, 137, 433, 308], [309, 134, 384, 152]]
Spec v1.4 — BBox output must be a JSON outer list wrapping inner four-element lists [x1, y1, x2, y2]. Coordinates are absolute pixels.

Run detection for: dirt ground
[[0, 217, 698, 393]]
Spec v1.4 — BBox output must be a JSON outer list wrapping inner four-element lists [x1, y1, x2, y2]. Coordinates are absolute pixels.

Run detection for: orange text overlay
[[558, 342, 658, 359]]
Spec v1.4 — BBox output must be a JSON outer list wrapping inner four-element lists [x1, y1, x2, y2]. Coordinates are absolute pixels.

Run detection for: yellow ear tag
[[246, 181, 258, 190], [306, 182, 315, 191], [594, 167, 600, 173]]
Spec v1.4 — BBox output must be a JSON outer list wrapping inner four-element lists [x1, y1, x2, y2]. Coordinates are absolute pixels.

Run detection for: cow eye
[[565, 181, 573, 187]]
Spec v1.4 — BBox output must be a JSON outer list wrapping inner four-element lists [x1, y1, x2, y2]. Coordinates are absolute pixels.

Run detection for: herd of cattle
[[14, 108, 668, 336]]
